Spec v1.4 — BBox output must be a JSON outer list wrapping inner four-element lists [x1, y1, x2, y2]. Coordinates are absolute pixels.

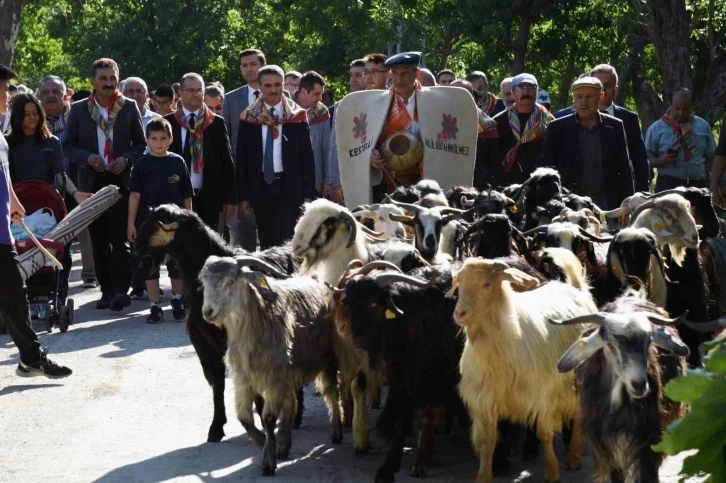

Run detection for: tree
[[0, 0, 26, 65]]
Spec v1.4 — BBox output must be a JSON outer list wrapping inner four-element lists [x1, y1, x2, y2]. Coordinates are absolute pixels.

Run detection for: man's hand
[[370, 149, 384, 170], [10, 197, 25, 223], [73, 191, 93, 203], [239, 201, 252, 216], [331, 186, 345, 205], [222, 204, 236, 220], [127, 224, 137, 243], [659, 152, 677, 166], [88, 154, 106, 172], [321, 184, 333, 199], [107, 156, 128, 175], [712, 188, 723, 209]]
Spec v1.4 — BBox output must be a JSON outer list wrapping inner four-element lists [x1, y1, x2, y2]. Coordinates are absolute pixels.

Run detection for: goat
[[389, 184, 421, 204], [352, 203, 408, 240], [512, 167, 563, 230], [532, 199, 568, 227], [552, 207, 602, 235], [524, 222, 612, 270], [199, 255, 342, 476], [450, 258, 597, 483], [336, 262, 466, 481], [563, 192, 603, 219], [550, 292, 689, 482], [446, 185, 479, 213], [471, 187, 518, 219], [385, 195, 469, 262], [132, 204, 298, 443], [629, 193, 700, 266]]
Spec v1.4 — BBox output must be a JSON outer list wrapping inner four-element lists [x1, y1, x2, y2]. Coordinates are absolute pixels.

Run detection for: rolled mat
[[19, 185, 122, 280]]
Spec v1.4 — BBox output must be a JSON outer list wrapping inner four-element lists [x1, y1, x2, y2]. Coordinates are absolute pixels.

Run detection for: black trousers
[[192, 192, 222, 232], [655, 173, 706, 192], [89, 175, 131, 296], [0, 244, 42, 364], [237, 212, 258, 251], [252, 175, 298, 249]]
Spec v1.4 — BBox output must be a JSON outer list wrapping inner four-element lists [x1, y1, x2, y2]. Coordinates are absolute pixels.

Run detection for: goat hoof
[[293, 415, 302, 429], [354, 445, 371, 456], [207, 426, 225, 443], [409, 465, 428, 478], [277, 447, 290, 460], [565, 454, 582, 471], [262, 464, 276, 477], [374, 469, 395, 483], [331, 432, 343, 445]]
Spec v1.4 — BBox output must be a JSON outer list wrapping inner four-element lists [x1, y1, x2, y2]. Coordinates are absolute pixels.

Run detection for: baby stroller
[[13, 180, 73, 333]]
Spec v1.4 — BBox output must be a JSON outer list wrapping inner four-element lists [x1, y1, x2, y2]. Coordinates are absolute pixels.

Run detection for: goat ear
[[557, 331, 604, 373], [696, 224, 703, 231], [246, 272, 276, 303], [445, 277, 458, 299], [499, 268, 540, 291], [609, 249, 625, 280], [651, 327, 690, 357], [649, 213, 674, 237]]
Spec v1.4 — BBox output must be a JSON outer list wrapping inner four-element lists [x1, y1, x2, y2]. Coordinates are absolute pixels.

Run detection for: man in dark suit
[[222, 48, 267, 251], [539, 77, 635, 210], [554, 64, 649, 192], [236, 65, 315, 249], [165, 73, 236, 230], [63, 58, 145, 311]]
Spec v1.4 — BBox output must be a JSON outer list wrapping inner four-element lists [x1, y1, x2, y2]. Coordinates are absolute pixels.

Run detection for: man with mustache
[[539, 76, 634, 209], [466, 70, 505, 116], [479, 73, 553, 189], [38, 74, 98, 290], [63, 58, 146, 311], [646, 88, 716, 193]]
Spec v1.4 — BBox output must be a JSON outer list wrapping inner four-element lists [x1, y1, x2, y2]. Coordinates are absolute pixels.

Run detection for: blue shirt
[[0, 134, 12, 245], [645, 116, 716, 181]]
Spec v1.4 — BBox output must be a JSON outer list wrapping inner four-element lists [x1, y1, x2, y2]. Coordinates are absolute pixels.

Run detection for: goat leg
[[633, 446, 663, 483], [565, 412, 584, 471], [351, 370, 371, 455], [293, 387, 304, 429], [368, 368, 382, 409], [410, 405, 439, 478], [276, 396, 296, 460], [318, 357, 343, 444], [536, 420, 561, 483], [236, 384, 265, 447], [375, 399, 412, 483], [261, 410, 278, 476], [472, 414, 498, 483], [188, 320, 227, 443]]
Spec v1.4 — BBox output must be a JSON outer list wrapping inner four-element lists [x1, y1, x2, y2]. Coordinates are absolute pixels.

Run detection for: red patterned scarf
[[88, 92, 126, 163], [478, 108, 498, 140], [661, 108, 695, 161], [240, 96, 307, 136], [306, 101, 330, 126], [46, 106, 70, 138], [503, 103, 553, 172], [174, 104, 215, 173], [481, 92, 499, 116]]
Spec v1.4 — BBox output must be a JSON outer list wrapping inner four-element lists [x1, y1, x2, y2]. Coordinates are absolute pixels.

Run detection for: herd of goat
[[133, 167, 726, 483]]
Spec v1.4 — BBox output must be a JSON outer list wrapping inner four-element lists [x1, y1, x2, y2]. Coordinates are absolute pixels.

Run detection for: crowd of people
[[0, 45, 725, 378]]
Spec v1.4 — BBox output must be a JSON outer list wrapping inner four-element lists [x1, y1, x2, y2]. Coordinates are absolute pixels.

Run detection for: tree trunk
[[694, 52, 726, 125], [0, 0, 26, 66], [629, 33, 665, 133], [558, 53, 575, 110], [511, 12, 532, 75], [644, 0, 692, 102]]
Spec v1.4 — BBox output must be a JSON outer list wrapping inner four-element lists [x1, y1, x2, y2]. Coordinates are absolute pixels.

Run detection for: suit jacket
[[165, 112, 236, 217], [236, 120, 315, 207], [223, 85, 251, 160], [553, 105, 648, 191], [538, 113, 635, 209], [63, 95, 145, 192]]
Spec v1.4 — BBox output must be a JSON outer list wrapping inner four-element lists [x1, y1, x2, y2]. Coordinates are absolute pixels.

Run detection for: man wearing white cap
[[539, 76, 634, 209], [480, 73, 554, 189]]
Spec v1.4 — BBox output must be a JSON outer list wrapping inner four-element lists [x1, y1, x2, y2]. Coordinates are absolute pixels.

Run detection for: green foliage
[[653, 338, 726, 482]]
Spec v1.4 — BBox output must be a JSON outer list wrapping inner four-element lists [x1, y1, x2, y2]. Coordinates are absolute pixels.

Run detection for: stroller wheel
[[44, 306, 53, 333], [59, 300, 73, 333]]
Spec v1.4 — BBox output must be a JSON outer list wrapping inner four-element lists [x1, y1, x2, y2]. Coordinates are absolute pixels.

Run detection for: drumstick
[[17, 219, 64, 270]]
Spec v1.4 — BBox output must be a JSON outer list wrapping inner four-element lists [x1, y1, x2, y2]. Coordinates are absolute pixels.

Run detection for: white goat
[[629, 193, 700, 266], [352, 203, 409, 239], [449, 258, 598, 483], [199, 255, 343, 476]]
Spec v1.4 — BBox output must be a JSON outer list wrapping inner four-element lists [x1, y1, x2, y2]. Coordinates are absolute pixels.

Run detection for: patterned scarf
[[88, 92, 126, 163], [240, 96, 308, 137], [478, 108, 498, 140], [481, 92, 499, 116], [174, 104, 215, 173], [306, 102, 330, 126], [503, 103, 553, 172], [661, 108, 695, 161], [46, 106, 70, 138]]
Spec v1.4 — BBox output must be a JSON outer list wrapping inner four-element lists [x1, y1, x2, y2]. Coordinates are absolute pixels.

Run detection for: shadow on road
[[0, 383, 64, 396]]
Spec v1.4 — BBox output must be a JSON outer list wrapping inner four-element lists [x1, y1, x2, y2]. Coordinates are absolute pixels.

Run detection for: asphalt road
[[0, 248, 704, 482]]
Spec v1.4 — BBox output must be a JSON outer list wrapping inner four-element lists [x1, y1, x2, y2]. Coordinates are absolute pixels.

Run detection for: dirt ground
[[0, 248, 704, 483]]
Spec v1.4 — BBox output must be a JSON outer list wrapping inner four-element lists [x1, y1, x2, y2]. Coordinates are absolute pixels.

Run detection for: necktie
[[254, 90, 260, 100], [183, 113, 195, 168], [263, 107, 275, 184]]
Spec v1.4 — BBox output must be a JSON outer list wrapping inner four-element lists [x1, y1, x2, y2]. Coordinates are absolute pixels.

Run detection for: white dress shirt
[[248, 87, 261, 107], [96, 105, 113, 165], [602, 103, 615, 116], [261, 102, 284, 173], [404, 91, 420, 135], [181, 106, 204, 189]]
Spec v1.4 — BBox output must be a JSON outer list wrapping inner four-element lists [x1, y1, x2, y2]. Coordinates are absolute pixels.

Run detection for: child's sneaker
[[146, 305, 163, 324], [171, 297, 186, 321]]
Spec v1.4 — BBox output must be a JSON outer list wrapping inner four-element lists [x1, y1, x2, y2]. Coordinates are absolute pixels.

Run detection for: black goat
[[389, 185, 421, 204], [133, 204, 299, 443], [446, 185, 478, 213], [513, 167, 563, 230], [551, 293, 688, 482], [472, 187, 517, 220], [563, 193, 603, 218]]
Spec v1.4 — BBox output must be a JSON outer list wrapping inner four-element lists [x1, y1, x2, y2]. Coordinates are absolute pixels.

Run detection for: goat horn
[[345, 259, 365, 272], [373, 270, 437, 289], [339, 210, 358, 248], [646, 189, 684, 199], [680, 317, 726, 333], [435, 206, 470, 216], [603, 206, 630, 218], [629, 201, 657, 225], [460, 196, 475, 209], [578, 227, 611, 243], [158, 220, 179, 232], [384, 195, 427, 215], [359, 224, 386, 238], [547, 313, 607, 326], [358, 260, 404, 276], [646, 310, 689, 326], [324, 281, 345, 294], [235, 256, 290, 279], [521, 225, 550, 237]]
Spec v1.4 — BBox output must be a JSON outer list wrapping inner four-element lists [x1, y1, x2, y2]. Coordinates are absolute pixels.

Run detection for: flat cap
[[537, 89, 551, 104], [384, 51, 421, 68], [571, 76, 603, 92], [511, 73, 538, 88]]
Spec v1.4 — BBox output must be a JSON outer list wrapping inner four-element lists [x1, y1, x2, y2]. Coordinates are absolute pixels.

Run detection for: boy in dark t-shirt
[[128, 118, 192, 323]]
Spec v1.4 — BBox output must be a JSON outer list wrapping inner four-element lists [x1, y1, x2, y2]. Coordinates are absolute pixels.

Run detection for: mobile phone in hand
[[666, 149, 678, 156]]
